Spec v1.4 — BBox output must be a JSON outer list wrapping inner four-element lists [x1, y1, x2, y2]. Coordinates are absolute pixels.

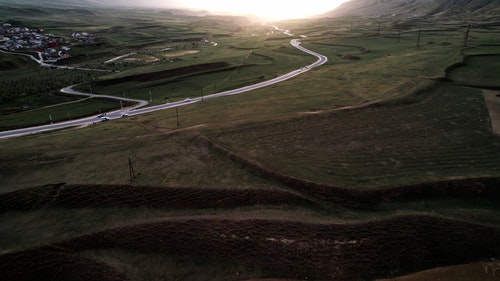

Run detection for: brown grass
[[378, 262, 500, 281], [2, 215, 499, 280]]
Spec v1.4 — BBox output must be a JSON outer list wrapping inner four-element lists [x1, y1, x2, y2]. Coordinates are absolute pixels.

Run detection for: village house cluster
[[0, 23, 97, 63], [0, 23, 69, 62]]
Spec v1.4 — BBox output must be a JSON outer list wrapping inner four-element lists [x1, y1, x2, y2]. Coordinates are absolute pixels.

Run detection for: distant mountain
[[0, 0, 212, 16], [0, 0, 108, 7], [324, 0, 500, 18], [0, 0, 171, 7]]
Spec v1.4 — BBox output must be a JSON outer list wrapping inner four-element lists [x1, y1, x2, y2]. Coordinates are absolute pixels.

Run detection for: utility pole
[[128, 157, 136, 181], [67, 112, 71, 120], [120, 101, 123, 110], [201, 87, 204, 102], [149, 91, 152, 102], [89, 85, 93, 94], [463, 23, 471, 47], [49, 114, 53, 124]]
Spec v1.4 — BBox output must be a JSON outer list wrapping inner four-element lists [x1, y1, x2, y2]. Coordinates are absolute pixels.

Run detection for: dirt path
[[104, 52, 136, 64], [163, 50, 200, 57], [483, 90, 500, 135]]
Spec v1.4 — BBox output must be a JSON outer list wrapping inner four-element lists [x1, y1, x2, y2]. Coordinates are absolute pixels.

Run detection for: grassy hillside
[[205, 82, 500, 188], [1, 7, 500, 281], [326, 0, 500, 18], [0, 5, 257, 128]]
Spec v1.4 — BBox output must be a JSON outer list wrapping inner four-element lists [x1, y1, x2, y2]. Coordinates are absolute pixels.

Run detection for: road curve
[[0, 35, 328, 139], [60, 86, 149, 109], [0, 48, 114, 72]]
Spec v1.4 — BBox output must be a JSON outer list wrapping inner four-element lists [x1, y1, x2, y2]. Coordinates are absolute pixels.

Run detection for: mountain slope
[[0, 0, 176, 8], [0, 0, 113, 7], [325, 0, 500, 18], [0, 0, 212, 17]]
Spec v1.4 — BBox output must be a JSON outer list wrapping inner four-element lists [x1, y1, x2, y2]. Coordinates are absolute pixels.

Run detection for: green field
[[0, 4, 274, 125], [1, 3, 500, 281], [447, 54, 500, 88], [204, 82, 500, 188]]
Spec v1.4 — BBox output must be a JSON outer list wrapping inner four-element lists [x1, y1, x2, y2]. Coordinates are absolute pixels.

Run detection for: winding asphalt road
[[0, 34, 328, 139]]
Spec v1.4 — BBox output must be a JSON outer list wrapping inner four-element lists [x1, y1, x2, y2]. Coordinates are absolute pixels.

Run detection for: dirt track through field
[[162, 50, 200, 57]]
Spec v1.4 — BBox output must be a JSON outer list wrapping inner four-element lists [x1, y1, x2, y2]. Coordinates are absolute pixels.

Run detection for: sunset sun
[[177, 0, 350, 20]]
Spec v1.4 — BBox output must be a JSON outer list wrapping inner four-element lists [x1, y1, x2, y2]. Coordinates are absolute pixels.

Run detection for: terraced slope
[[1, 183, 500, 281], [206, 81, 500, 188]]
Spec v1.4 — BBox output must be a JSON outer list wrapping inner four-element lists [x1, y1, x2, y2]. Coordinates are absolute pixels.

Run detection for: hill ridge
[[325, 0, 500, 18]]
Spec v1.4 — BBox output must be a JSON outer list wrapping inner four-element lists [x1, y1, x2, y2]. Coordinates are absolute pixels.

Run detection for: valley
[[1, 1, 500, 280]]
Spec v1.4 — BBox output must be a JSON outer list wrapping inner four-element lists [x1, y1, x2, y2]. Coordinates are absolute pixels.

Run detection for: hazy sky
[[161, 0, 351, 20]]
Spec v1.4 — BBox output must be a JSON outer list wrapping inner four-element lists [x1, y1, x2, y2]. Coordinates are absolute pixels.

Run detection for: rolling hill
[[0, 0, 171, 7], [0, 0, 211, 16], [325, 0, 500, 18]]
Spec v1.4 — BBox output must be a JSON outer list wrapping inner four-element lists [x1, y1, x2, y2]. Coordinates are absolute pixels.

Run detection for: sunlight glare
[[177, 0, 350, 20]]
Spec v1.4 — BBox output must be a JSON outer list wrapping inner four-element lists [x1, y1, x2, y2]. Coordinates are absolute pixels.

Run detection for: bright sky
[[171, 0, 351, 20]]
